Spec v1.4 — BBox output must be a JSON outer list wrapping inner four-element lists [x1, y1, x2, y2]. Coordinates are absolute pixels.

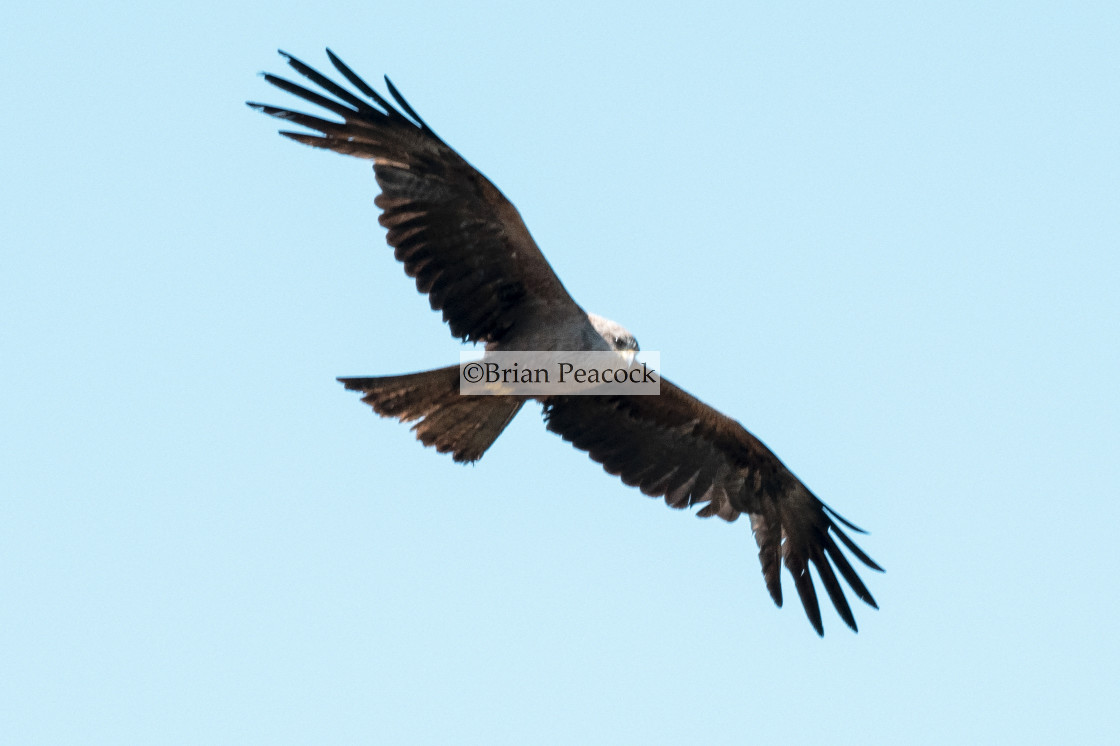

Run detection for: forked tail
[[339, 365, 523, 463]]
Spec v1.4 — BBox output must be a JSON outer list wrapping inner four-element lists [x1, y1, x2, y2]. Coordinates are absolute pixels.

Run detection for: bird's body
[[250, 50, 883, 635]]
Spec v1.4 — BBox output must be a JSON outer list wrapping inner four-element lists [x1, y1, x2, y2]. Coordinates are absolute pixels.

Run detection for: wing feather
[[543, 377, 882, 635], [249, 50, 586, 344]]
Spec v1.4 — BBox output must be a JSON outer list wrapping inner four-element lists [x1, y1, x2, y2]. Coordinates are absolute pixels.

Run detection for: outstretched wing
[[543, 378, 883, 635], [248, 50, 586, 344]]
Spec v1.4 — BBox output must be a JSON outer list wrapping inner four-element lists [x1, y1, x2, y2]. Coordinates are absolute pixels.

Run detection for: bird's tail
[[339, 365, 523, 463]]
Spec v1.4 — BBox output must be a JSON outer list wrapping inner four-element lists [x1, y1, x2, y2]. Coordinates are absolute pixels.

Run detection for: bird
[[249, 49, 883, 635]]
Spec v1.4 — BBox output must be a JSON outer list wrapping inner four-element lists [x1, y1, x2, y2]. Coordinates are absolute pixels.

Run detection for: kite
[[249, 50, 883, 635]]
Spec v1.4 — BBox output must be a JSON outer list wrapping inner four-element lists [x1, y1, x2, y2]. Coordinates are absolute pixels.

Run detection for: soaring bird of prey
[[249, 50, 882, 635]]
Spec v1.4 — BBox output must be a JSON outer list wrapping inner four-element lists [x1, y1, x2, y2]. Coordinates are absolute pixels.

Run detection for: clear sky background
[[3, 1, 1118, 743]]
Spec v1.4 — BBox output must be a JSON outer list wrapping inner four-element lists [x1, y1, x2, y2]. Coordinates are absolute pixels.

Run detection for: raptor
[[249, 50, 882, 635]]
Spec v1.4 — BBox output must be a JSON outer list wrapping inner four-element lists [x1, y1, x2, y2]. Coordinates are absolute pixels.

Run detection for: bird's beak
[[618, 349, 638, 367]]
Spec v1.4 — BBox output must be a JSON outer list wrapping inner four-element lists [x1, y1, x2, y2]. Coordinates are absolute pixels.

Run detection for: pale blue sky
[[3, 1, 1118, 743]]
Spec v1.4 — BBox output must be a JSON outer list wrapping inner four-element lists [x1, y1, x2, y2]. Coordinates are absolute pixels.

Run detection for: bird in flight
[[249, 50, 882, 635]]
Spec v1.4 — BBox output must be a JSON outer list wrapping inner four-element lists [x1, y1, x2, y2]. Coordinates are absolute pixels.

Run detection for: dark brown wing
[[248, 50, 585, 344], [543, 378, 883, 635]]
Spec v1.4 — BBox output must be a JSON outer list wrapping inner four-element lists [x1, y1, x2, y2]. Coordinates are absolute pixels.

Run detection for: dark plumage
[[250, 50, 883, 635]]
